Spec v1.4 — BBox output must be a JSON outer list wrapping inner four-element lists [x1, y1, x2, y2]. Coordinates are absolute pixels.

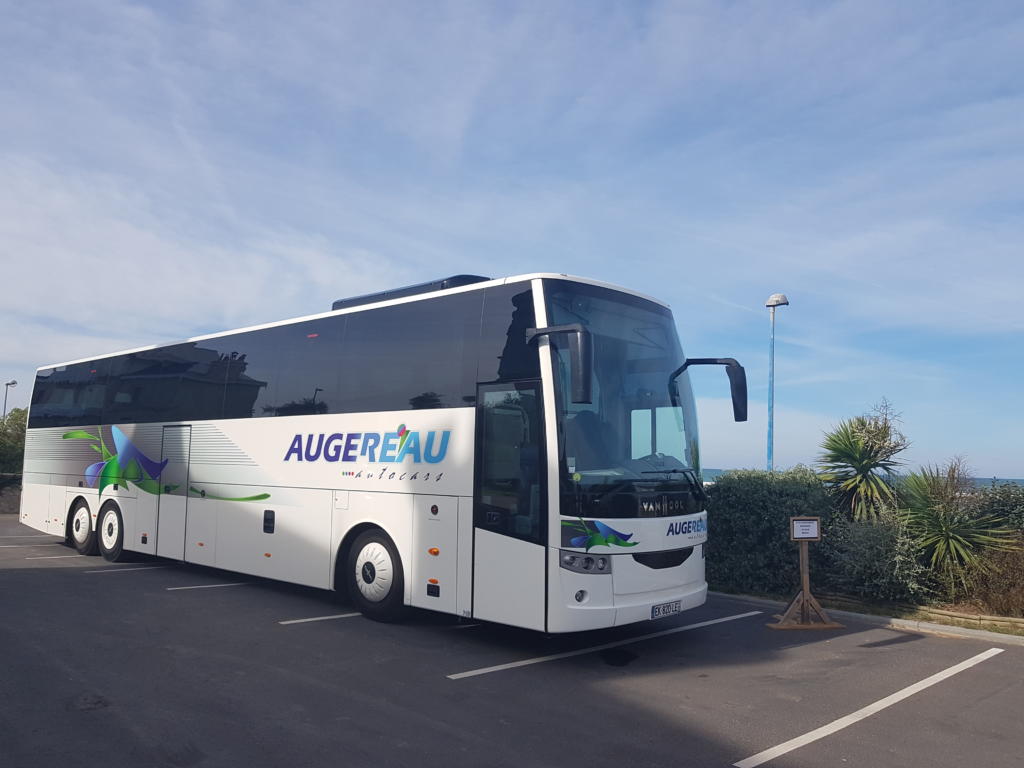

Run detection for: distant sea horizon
[[701, 468, 1024, 488]]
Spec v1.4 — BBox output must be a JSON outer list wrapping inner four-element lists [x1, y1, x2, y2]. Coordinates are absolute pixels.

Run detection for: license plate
[[651, 600, 682, 619]]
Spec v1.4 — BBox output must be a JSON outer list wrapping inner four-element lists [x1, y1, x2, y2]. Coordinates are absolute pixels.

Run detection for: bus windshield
[[545, 280, 701, 518]]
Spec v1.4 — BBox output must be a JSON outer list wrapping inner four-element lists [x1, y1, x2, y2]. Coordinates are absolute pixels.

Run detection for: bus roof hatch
[[331, 275, 492, 311]]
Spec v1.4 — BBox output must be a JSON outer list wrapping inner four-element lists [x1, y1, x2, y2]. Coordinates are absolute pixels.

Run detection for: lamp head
[[765, 293, 790, 308], [4, 380, 15, 387]]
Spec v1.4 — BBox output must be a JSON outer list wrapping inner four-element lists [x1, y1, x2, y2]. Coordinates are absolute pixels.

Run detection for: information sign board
[[790, 516, 821, 542]]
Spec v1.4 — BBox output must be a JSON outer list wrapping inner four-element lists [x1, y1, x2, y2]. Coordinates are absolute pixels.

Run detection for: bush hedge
[[0, 408, 26, 474], [970, 536, 1024, 617], [705, 467, 833, 596], [705, 468, 1022, 612], [974, 483, 1024, 532], [820, 510, 933, 604]]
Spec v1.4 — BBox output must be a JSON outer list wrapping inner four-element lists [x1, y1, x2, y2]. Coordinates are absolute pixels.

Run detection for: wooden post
[[768, 517, 843, 631], [799, 540, 810, 624]]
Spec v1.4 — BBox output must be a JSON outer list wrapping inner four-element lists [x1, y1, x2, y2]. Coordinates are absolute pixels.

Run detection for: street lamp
[[765, 294, 789, 471], [2, 380, 16, 420]]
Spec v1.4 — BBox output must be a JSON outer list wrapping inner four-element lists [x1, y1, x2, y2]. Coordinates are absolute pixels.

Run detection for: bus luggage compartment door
[[410, 495, 458, 615]]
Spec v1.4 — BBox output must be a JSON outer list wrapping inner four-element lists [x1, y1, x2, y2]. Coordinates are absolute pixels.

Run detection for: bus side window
[[475, 382, 545, 545]]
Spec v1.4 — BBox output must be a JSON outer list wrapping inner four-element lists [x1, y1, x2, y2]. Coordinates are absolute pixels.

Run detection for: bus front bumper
[[551, 573, 708, 632], [612, 580, 708, 626]]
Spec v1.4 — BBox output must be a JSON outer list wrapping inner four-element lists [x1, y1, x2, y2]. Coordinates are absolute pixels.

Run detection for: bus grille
[[632, 547, 694, 570]]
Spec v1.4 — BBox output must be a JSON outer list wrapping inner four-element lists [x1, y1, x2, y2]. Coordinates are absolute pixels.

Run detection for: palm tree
[[818, 414, 906, 521], [900, 458, 1017, 602]]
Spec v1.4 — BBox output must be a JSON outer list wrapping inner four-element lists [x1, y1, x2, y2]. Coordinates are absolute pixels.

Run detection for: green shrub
[[0, 408, 26, 474], [974, 483, 1024, 532], [705, 467, 833, 595], [820, 510, 933, 604], [968, 536, 1024, 617]]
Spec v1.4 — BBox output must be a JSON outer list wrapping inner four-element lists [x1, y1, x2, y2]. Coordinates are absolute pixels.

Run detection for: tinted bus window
[[28, 284, 538, 428], [272, 316, 345, 417], [105, 352, 150, 424], [477, 284, 539, 384], [28, 368, 57, 428], [28, 359, 109, 428], [217, 330, 281, 420], [104, 344, 228, 424], [339, 292, 482, 413]]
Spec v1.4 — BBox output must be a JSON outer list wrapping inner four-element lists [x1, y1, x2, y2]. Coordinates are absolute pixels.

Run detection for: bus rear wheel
[[98, 502, 126, 562], [69, 500, 98, 556], [347, 529, 405, 622]]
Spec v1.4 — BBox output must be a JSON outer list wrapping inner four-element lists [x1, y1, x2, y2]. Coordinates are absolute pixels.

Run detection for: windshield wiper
[[640, 467, 707, 502]]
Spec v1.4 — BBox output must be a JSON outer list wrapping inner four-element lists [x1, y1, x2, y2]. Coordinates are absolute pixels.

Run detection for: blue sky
[[1, 1, 1022, 476]]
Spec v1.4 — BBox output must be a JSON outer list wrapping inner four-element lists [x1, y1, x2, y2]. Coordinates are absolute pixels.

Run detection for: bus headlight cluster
[[559, 550, 611, 574]]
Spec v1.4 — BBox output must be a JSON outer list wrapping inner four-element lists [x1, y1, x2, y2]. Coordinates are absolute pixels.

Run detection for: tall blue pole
[[767, 306, 776, 472]]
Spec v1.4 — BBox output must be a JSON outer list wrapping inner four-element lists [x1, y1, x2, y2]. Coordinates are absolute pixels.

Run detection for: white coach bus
[[20, 274, 746, 633]]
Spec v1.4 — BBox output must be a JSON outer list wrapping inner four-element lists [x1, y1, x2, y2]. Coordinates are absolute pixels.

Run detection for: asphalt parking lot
[[1, 513, 1021, 768]]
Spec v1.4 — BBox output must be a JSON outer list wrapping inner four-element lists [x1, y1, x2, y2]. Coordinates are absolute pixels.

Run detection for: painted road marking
[[447, 610, 762, 680], [166, 582, 250, 591], [25, 554, 85, 559], [0, 534, 54, 538], [0, 543, 61, 548], [84, 566, 170, 574], [278, 613, 361, 625], [733, 647, 1006, 768]]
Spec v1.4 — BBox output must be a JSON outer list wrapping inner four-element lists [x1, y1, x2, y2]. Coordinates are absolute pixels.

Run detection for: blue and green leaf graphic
[[188, 486, 271, 502], [561, 518, 639, 551], [63, 426, 270, 503], [64, 426, 172, 497]]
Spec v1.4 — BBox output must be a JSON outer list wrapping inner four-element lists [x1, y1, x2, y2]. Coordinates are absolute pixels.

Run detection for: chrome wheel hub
[[100, 509, 119, 550], [72, 508, 90, 544], [353, 542, 393, 603]]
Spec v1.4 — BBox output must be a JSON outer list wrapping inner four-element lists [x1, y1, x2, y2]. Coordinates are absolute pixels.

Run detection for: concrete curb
[[710, 591, 1024, 648]]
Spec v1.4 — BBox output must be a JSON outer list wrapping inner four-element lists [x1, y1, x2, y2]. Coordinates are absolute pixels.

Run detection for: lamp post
[[2, 380, 15, 420], [765, 294, 789, 471]]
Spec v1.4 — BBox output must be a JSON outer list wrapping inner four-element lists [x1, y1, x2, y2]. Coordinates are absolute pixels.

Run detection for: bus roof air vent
[[331, 275, 492, 311]]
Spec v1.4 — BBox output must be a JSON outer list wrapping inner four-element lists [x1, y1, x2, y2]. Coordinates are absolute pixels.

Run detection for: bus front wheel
[[347, 529, 405, 622], [68, 500, 98, 556], [98, 502, 126, 562]]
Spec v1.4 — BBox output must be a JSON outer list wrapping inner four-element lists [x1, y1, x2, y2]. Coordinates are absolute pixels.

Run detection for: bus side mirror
[[669, 357, 748, 422], [725, 362, 747, 422], [525, 324, 593, 404]]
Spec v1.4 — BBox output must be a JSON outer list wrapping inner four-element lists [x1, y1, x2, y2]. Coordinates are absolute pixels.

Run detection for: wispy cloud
[[0, 155, 405, 356], [0, 1, 1020, 472]]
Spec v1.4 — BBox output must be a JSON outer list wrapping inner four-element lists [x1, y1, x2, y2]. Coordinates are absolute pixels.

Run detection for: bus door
[[156, 425, 190, 560], [472, 381, 547, 630]]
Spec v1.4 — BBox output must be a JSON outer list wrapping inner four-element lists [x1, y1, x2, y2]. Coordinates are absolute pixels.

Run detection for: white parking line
[[447, 610, 762, 680], [733, 647, 1005, 768], [166, 582, 250, 591], [0, 534, 53, 538], [84, 566, 170, 574], [278, 613, 360, 625], [25, 554, 84, 559], [0, 542, 61, 548]]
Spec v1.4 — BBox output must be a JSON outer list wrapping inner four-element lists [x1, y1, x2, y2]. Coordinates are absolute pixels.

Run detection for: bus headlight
[[560, 550, 612, 574]]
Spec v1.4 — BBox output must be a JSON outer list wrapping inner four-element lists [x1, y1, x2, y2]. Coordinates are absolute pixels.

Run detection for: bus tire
[[98, 502, 125, 562], [347, 529, 405, 622], [69, 499, 98, 556]]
